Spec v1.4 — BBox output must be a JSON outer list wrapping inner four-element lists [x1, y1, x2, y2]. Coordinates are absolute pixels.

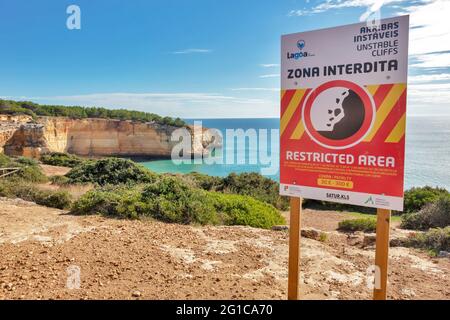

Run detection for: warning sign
[[279, 16, 409, 211]]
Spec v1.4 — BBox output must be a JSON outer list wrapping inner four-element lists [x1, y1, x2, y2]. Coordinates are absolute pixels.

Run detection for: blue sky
[[1, 0, 449, 118]]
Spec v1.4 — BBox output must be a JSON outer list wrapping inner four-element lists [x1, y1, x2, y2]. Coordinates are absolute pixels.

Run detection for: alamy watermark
[[366, 264, 382, 290], [361, 1, 382, 28], [66, 265, 81, 289], [66, 4, 81, 30]]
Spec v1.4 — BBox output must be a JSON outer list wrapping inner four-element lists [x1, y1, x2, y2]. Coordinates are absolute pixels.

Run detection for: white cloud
[[410, 52, 450, 69], [5, 92, 279, 119], [288, 0, 405, 17], [408, 82, 450, 105], [288, 0, 450, 112], [289, 0, 450, 59], [259, 74, 280, 78], [409, 73, 450, 83], [171, 48, 212, 54], [230, 88, 279, 92], [288, 10, 307, 17], [401, 1, 450, 109], [401, 0, 450, 56], [260, 64, 280, 68]]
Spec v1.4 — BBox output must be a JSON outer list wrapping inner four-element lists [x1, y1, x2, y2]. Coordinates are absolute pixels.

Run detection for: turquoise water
[[140, 117, 450, 190]]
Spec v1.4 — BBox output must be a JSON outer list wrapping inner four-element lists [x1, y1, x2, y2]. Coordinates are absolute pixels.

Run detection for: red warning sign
[[279, 16, 409, 211]]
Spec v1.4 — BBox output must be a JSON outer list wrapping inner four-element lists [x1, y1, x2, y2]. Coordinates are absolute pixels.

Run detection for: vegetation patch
[[185, 172, 290, 210], [49, 175, 70, 185], [319, 232, 328, 242], [347, 211, 402, 223], [0, 179, 71, 209], [403, 186, 449, 214], [0, 154, 47, 182], [66, 158, 157, 186], [338, 218, 377, 232], [71, 175, 284, 229], [5, 152, 447, 232], [41, 152, 85, 168], [405, 227, 449, 255], [50, 155, 450, 217], [206, 192, 285, 229], [0, 99, 186, 127], [401, 195, 450, 230]]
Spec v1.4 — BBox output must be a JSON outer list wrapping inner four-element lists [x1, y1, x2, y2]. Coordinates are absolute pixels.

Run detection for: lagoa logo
[[287, 39, 312, 60], [297, 40, 305, 50]]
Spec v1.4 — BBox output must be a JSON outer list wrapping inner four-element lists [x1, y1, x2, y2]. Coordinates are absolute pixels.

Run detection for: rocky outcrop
[[1, 116, 220, 159], [3, 123, 49, 158], [0, 115, 33, 153]]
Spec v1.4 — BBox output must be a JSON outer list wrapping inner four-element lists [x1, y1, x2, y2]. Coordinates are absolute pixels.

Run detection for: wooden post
[[288, 197, 302, 300], [373, 208, 391, 300]]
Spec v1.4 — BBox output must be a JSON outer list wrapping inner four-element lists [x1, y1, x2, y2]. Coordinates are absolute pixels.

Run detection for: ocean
[[139, 116, 450, 190]]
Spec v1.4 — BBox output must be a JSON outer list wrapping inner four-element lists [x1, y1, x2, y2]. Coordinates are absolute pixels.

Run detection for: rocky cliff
[[0, 115, 33, 154], [1, 116, 219, 159]]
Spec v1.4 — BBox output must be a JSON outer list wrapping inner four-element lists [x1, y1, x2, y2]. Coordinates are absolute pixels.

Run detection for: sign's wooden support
[[288, 197, 302, 300], [373, 208, 391, 300]]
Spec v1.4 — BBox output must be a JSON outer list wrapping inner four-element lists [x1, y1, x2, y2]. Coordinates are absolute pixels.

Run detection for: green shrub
[[185, 172, 290, 210], [403, 186, 449, 213], [71, 179, 216, 224], [0, 153, 11, 166], [405, 227, 450, 254], [41, 152, 85, 168], [319, 233, 328, 242], [141, 175, 284, 227], [115, 190, 149, 220], [71, 186, 133, 217], [401, 195, 450, 230], [49, 175, 70, 185], [142, 176, 218, 224], [15, 156, 39, 166], [0, 179, 71, 209], [338, 218, 377, 232], [66, 158, 157, 186], [36, 190, 72, 209], [207, 192, 285, 229], [185, 172, 223, 191], [15, 165, 48, 182], [221, 172, 290, 210]]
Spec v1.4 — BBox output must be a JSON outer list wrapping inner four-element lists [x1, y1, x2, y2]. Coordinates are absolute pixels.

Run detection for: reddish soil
[[0, 197, 448, 300]]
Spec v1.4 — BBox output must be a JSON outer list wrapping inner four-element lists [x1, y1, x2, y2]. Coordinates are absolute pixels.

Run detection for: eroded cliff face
[[1, 116, 219, 159], [0, 115, 33, 154]]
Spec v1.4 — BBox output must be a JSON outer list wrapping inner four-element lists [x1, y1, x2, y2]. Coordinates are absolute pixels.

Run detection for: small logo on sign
[[365, 196, 375, 205], [297, 40, 306, 50], [287, 39, 313, 60]]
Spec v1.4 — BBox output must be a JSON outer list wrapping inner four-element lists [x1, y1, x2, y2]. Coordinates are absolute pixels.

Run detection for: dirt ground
[[39, 164, 72, 177], [0, 196, 448, 300]]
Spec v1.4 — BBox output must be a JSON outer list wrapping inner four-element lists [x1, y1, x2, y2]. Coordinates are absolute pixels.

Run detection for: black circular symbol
[[312, 89, 365, 141]]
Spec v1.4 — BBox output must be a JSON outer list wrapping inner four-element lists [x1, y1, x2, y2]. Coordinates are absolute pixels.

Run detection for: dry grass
[[37, 164, 94, 200], [37, 182, 94, 200], [39, 164, 71, 176]]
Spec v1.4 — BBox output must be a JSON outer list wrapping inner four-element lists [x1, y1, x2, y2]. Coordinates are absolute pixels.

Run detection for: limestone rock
[[1, 116, 221, 159]]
